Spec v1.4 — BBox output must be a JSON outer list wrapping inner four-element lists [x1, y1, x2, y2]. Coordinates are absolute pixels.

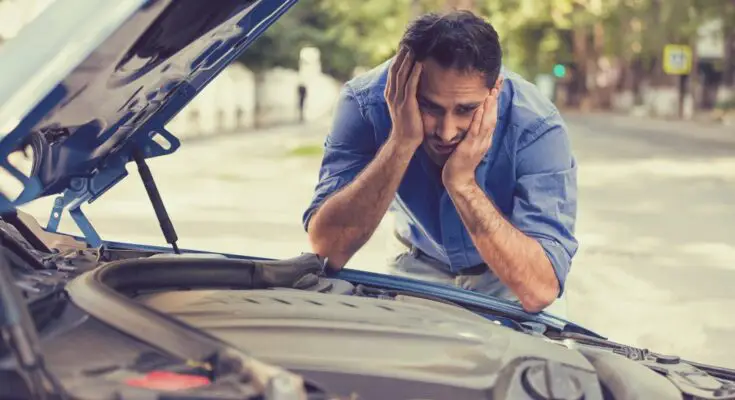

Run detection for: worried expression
[[416, 58, 500, 165]]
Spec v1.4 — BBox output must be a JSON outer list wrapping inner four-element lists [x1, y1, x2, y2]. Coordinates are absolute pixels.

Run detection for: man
[[297, 83, 307, 123], [302, 11, 578, 314]]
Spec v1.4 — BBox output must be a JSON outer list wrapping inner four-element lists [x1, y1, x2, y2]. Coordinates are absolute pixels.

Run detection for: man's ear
[[495, 75, 504, 91]]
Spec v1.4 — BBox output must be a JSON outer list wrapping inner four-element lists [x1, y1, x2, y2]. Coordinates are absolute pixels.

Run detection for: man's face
[[416, 58, 497, 166]]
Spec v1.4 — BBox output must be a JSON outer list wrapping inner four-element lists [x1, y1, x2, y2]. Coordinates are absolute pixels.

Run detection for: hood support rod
[[133, 149, 180, 254]]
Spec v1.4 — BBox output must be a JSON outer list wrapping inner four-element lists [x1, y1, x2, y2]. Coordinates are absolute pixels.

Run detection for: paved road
[[19, 113, 735, 369], [561, 113, 735, 369]]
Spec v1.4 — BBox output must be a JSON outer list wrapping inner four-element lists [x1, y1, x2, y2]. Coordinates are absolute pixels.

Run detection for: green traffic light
[[553, 64, 566, 78]]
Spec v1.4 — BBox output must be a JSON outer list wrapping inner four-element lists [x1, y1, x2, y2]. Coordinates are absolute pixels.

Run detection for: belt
[[394, 231, 489, 276]]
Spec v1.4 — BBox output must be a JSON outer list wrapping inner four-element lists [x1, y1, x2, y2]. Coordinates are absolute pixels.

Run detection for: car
[[1, 0, 735, 399]]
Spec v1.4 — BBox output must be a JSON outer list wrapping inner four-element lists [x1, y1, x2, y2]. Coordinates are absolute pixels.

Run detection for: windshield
[[4, 0, 735, 372]]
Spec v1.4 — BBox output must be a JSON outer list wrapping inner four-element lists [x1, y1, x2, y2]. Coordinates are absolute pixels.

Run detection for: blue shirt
[[302, 60, 579, 293]]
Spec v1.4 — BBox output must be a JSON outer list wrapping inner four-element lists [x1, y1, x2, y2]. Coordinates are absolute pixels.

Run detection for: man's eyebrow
[[456, 102, 482, 109], [418, 94, 444, 109]]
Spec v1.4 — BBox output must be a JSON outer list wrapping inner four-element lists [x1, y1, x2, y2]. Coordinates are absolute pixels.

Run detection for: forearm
[[447, 182, 559, 312], [307, 138, 416, 269]]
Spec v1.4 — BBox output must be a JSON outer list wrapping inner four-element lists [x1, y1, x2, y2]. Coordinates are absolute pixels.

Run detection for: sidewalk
[[563, 110, 735, 145]]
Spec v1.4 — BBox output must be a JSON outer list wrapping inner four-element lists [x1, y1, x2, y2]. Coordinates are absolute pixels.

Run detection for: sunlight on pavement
[[579, 157, 735, 186], [681, 242, 735, 270]]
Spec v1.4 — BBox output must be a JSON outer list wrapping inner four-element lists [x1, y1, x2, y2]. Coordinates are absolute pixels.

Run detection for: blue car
[[0, 1, 734, 399]]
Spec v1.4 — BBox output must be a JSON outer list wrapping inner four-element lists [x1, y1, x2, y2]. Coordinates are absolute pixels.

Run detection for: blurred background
[[2, 0, 735, 371], [3, 0, 734, 125]]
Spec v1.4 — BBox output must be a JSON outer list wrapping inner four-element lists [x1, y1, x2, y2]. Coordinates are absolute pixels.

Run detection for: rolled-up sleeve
[[511, 114, 579, 295], [302, 84, 377, 232]]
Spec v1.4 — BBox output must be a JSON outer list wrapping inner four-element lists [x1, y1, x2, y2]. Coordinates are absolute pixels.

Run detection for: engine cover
[[140, 287, 604, 399]]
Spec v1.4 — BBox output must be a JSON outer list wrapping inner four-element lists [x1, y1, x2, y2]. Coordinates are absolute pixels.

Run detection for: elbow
[[520, 293, 555, 314], [306, 213, 370, 272], [518, 248, 564, 313], [307, 229, 350, 271], [518, 278, 559, 314]]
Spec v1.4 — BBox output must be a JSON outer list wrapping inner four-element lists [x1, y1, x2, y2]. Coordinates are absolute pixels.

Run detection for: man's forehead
[[418, 76, 487, 106], [417, 59, 489, 102]]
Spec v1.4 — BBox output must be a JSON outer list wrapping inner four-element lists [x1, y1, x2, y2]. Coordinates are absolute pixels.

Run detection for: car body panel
[[0, 0, 297, 222], [96, 236, 603, 337]]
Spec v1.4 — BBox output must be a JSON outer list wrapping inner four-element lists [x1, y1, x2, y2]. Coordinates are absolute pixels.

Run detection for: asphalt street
[[18, 112, 735, 369]]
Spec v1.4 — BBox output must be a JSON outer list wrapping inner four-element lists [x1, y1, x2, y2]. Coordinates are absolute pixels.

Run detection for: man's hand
[[385, 47, 424, 150], [442, 86, 500, 190]]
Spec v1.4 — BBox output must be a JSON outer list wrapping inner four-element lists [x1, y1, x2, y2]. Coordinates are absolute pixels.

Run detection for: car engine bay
[[2, 212, 735, 400]]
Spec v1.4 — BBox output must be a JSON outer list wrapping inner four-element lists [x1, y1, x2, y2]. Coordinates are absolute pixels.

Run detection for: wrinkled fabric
[[386, 242, 569, 318], [303, 60, 578, 295]]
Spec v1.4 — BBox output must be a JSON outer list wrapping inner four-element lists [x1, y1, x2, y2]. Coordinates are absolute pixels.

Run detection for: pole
[[678, 75, 686, 119]]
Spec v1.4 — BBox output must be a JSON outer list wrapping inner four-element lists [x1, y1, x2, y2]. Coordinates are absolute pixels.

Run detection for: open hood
[[0, 0, 296, 244]]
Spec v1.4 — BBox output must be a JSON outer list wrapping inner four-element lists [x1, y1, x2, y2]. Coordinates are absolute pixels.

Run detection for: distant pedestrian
[[298, 83, 307, 123]]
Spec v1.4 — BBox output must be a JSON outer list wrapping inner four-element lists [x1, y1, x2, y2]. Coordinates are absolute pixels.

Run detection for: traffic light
[[553, 64, 566, 78]]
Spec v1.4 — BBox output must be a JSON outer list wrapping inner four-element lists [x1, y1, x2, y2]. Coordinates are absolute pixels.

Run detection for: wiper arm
[[557, 331, 735, 381], [0, 243, 67, 399]]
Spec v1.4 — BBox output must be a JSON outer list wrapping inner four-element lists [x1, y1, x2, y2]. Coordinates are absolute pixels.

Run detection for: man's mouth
[[431, 142, 457, 155]]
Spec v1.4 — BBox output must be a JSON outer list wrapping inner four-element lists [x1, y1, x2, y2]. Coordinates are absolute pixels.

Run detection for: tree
[[474, 0, 735, 108], [237, 0, 734, 112], [237, 0, 332, 74], [237, 0, 448, 81]]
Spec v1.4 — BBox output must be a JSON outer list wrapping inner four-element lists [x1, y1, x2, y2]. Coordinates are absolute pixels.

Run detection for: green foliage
[[237, 0, 424, 80], [238, 0, 734, 84], [715, 95, 735, 110], [237, 0, 331, 73], [286, 143, 324, 157]]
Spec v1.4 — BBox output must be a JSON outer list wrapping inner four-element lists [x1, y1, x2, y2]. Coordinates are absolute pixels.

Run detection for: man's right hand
[[384, 47, 424, 150]]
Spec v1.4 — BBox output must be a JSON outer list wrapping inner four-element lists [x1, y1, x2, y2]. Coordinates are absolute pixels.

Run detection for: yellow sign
[[663, 44, 692, 75]]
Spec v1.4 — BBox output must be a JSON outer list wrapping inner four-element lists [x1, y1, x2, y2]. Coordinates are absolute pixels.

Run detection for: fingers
[[395, 49, 415, 103], [384, 69, 392, 100], [385, 48, 403, 100], [396, 48, 413, 87], [386, 47, 408, 100], [392, 46, 408, 76], [405, 60, 423, 101]]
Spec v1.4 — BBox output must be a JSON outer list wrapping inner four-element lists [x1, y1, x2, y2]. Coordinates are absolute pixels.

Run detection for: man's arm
[[308, 138, 415, 268], [442, 91, 577, 313], [306, 47, 425, 269], [446, 181, 561, 313]]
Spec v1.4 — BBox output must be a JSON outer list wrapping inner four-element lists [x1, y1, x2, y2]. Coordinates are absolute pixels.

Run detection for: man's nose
[[438, 115, 458, 142]]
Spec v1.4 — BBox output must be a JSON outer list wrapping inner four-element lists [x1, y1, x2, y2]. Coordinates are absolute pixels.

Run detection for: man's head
[[399, 11, 503, 165]]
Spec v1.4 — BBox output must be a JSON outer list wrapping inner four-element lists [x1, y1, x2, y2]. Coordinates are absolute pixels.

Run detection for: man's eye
[[456, 107, 473, 115], [419, 102, 442, 115]]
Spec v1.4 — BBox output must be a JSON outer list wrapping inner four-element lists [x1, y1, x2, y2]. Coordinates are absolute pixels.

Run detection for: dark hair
[[399, 11, 502, 87]]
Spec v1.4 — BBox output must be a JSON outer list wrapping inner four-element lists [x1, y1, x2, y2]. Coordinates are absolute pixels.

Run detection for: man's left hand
[[442, 86, 500, 190]]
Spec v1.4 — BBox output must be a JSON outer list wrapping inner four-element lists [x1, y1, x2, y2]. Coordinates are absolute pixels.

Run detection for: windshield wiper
[[557, 331, 735, 382], [0, 242, 68, 399]]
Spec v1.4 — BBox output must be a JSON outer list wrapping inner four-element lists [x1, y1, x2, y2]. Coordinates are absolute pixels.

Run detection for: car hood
[[0, 0, 296, 213]]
